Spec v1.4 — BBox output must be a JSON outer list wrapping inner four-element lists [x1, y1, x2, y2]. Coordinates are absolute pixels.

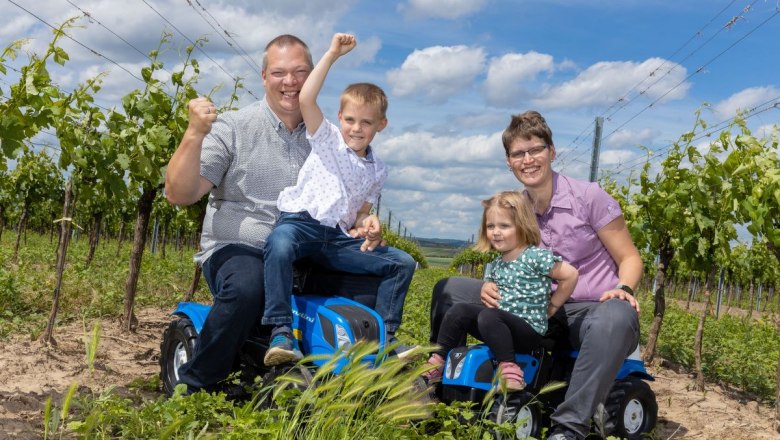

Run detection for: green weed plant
[[0, 231, 205, 338], [639, 297, 779, 401], [4, 231, 779, 436], [68, 342, 487, 439], [83, 320, 101, 374], [44, 382, 78, 440]]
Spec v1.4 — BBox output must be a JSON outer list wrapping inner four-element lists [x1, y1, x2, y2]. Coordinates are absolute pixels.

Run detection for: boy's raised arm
[[300, 33, 356, 136]]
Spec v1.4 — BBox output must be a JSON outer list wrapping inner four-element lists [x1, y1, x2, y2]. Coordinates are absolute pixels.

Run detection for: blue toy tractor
[[436, 322, 658, 440], [159, 264, 388, 396]]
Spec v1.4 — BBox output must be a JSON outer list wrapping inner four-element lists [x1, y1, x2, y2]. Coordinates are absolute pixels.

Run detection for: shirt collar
[[341, 143, 376, 162], [548, 172, 572, 210], [262, 98, 305, 132], [363, 145, 375, 162]]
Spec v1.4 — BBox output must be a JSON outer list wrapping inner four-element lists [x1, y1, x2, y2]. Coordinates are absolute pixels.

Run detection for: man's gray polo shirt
[[195, 99, 310, 264]]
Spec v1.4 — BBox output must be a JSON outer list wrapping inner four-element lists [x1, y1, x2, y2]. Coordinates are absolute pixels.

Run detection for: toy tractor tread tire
[[159, 317, 198, 396], [487, 391, 543, 440], [604, 377, 658, 439]]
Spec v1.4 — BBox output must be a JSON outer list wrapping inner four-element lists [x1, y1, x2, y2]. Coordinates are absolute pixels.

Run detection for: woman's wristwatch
[[615, 283, 634, 295]]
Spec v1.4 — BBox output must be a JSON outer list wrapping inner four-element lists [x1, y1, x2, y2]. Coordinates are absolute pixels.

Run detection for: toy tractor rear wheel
[[160, 317, 198, 396], [604, 377, 658, 439], [253, 364, 315, 411], [488, 391, 542, 440], [262, 363, 314, 396]]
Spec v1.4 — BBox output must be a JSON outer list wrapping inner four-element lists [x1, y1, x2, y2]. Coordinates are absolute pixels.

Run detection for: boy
[[261, 33, 416, 366]]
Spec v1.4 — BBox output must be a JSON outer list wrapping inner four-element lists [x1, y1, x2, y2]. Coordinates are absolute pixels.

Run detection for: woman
[[430, 111, 643, 440]]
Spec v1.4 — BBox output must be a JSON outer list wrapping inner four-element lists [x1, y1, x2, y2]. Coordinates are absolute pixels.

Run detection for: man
[[166, 34, 414, 394], [165, 34, 316, 394]]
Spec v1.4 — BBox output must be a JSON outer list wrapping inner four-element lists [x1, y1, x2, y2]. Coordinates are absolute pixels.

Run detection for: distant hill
[[414, 237, 470, 249], [413, 237, 470, 266]]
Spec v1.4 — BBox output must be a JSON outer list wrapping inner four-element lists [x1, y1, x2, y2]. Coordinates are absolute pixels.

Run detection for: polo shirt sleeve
[[200, 117, 235, 187], [586, 183, 623, 232]]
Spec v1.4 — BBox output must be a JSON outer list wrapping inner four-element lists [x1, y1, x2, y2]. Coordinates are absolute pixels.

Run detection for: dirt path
[[0, 308, 778, 439]]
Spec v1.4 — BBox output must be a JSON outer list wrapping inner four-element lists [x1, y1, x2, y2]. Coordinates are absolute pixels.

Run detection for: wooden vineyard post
[[694, 267, 716, 391], [42, 179, 74, 345]]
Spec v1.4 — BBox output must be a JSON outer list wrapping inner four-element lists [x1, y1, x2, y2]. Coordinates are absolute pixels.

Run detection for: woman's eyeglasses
[[508, 144, 548, 161]]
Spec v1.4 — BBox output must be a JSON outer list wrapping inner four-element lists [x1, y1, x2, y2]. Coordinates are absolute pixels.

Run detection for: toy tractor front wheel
[[604, 377, 658, 439], [488, 391, 542, 440], [160, 317, 198, 396]]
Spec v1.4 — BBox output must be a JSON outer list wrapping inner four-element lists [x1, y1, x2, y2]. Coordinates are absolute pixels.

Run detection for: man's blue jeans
[[263, 211, 416, 333], [178, 244, 266, 391]]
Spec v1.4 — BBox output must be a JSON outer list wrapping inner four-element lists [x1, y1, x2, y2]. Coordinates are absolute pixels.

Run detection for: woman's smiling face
[[506, 135, 556, 189]]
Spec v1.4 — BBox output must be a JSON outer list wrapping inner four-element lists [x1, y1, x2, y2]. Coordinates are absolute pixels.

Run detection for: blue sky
[[2, 0, 779, 240]]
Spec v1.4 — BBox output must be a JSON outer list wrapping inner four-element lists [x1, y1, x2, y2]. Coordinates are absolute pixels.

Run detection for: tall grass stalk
[[43, 396, 53, 440], [43, 382, 78, 439], [269, 341, 433, 439], [60, 382, 79, 428], [83, 321, 101, 373]]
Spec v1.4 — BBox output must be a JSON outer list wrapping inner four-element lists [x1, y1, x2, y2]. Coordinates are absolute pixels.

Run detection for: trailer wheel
[[159, 317, 198, 396]]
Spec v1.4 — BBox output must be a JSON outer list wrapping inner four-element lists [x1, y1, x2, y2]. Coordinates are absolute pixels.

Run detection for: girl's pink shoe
[[421, 353, 445, 385], [497, 361, 526, 392]]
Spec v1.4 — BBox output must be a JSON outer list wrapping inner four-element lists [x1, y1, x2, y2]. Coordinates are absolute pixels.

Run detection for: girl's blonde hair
[[474, 191, 540, 252]]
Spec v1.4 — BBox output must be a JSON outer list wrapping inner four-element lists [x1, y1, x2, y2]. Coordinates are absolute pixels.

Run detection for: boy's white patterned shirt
[[277, 118, 387, 234]]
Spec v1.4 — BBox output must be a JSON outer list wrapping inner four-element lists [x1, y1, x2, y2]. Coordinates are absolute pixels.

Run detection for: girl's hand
[[480, 282, 500, 308]]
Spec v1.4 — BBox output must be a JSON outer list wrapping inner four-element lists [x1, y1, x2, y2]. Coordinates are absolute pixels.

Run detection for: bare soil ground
[[0, 307, 778, 439]]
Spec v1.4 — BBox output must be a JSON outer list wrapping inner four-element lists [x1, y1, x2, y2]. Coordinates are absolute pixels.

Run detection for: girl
[[423, 191, 578, 391]]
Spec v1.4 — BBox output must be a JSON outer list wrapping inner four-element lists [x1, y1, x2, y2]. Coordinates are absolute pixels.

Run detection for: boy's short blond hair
[[340, 83, 388, 118]]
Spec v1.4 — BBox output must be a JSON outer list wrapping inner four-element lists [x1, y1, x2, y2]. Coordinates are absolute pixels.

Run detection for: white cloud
[[755, 123, 779, 140], [606, 127, 657, 149], [338, 35, 382, 68], [380, 188, 482, 240], [397, 0, 489, 20], [484, 51, 555, 107], [380, 165, 518, 240], [557, 58, 578, 71], [535, 58, 689, 110], [599, 149, 636, 166], [377, 141, 522, 240], [387, 164, 513, 194], [0, 14, 37, 42], [379, 130, 503, 167], [712, 86, 780, 121], [386, 45, 486, 103], [454, 112, 509, 129]]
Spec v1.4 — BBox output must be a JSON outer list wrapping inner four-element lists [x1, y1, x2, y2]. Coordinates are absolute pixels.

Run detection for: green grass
[[418, 245, 463, 258], [0, 231, 207, 339], [425, 256, 452, 268], [4, 231, 780, 437], [638, 296, 779, 401]]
